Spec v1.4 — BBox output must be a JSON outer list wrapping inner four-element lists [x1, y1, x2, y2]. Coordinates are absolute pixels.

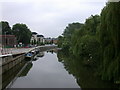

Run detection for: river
[[4, 51, 79, 88], [2, 49, 118, 89]]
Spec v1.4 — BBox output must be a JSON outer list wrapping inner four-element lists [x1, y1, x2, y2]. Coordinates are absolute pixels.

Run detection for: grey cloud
[[1, 0, 106, 38]]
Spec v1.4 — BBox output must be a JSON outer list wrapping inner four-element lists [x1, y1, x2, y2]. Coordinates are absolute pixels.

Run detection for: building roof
[[37, 35, 44, 37], [32, 32, 38, 35]]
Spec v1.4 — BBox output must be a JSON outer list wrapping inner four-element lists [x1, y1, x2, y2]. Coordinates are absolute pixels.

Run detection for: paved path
[[0, 48, 35, 56], [10, 48, 35, 54], [0, 45, 57, 57]]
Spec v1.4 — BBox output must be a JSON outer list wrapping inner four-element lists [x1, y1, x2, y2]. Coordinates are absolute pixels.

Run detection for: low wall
[[0, 54, 25, 74], [2, 60, 26, 89]]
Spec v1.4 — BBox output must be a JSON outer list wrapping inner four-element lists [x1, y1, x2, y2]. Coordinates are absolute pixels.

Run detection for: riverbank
[[2, 49, 79, 89]]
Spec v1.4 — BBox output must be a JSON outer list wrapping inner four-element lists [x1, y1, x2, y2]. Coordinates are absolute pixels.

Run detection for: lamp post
[[4, 31, 9, 54], [4, 32, 6, 54]]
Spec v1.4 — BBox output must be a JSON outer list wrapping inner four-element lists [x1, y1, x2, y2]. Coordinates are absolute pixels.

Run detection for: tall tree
[[99, 2, 120, 82], [57, 1, 120, 86], [0, 21, 12, 35], [62, 22, 83, 51], [70, 15, 101, 67], [12, 23, 32, 45]]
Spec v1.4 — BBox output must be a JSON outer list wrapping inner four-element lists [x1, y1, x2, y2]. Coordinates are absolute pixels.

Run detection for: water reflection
[[19, 62, 33, 77], [57, 50, 118, 89], [3, 49, 119, 89], [2, 61, 26, 89], [33, 52, 45, 61], [10, 51, 79, 88], [2, 52, 44, 89]]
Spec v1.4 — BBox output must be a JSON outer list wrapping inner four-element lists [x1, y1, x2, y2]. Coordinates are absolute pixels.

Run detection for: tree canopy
[[99, 2, 120, 82], [12, 23, 32, 45], [0, 21, 12, 35], [58, 2, 120, 86]]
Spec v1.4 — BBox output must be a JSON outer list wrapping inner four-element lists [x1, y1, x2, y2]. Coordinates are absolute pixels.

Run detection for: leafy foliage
[[57, 51, 118, 88], [0, 21, 12, 35], [58, 22, 83, 51], [12, 23, 32, 45], [59, 15, 100, 67], [99, 2, 120, 83], [57, 2, 120, 86]]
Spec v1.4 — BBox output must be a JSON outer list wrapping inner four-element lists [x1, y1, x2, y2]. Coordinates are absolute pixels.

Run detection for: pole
[[5, 32, 6, 54]]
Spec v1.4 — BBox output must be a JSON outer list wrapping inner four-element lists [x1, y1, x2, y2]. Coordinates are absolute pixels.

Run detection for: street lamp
[[4, 31, 9, 54]]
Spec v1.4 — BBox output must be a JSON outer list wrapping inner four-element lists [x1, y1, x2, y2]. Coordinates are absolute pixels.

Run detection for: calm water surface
[[3, 50, 118, 89], [10, 52, 80, 88]]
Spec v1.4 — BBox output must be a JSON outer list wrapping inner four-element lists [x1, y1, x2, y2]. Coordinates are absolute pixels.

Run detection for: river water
[[3, 50, 118, 89], [8, 51, 79, 88]]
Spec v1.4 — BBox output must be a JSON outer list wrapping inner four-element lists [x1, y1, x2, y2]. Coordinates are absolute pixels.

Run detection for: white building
[[31, 32, 45, 44], [31, 32, 38, 43], [37, 35, 45, 44]]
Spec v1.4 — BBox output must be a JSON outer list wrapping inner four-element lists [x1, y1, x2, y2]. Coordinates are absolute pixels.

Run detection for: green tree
[[0, 21, 12, 35], [84, 15, 100, 35], [71, 15, 100, 67], [12, 23, 32, 45], [62, 22, 83, 51], [99, 2, 120, 83], [57, 36, 63, 47], [57, 2, 120, 86]]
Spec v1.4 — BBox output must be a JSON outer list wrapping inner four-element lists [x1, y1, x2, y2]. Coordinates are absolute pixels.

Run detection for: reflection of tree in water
[[57, 50, 118, 88], [19, 62, 33, 77]]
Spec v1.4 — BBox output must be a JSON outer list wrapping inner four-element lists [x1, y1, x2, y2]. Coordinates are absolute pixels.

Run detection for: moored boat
[[25, 52, 32, 59], [25, 51, 36, 60]]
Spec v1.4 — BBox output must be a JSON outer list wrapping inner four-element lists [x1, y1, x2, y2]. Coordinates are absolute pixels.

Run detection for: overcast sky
[[1, 0, 107, 38]]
